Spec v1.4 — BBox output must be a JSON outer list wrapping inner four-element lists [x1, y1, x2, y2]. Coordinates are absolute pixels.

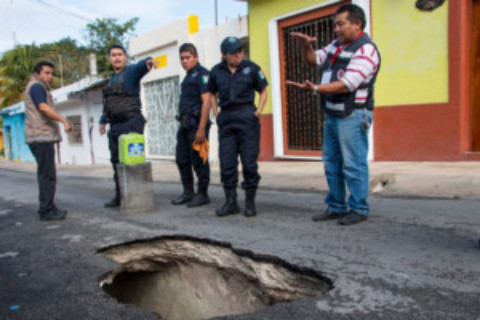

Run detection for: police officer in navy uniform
[[208, 37, 268, 217], [100, 44, 157, 208], [171, 43, 212, 207]]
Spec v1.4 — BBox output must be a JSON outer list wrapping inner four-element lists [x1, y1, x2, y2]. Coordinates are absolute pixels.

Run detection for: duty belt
[[221, 103, 254, 111]]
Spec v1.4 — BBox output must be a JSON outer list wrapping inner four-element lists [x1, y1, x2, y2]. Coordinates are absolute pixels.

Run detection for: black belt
[[221, 104, 254, 111], [110, 109, 141, 124]]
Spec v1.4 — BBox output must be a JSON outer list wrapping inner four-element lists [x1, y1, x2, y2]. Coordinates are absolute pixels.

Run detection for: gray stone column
[[117, 162, 155, 215]]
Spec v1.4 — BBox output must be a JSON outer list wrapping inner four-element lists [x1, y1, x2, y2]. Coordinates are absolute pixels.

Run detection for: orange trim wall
[[374, 1, 478, 161], [259, 114, 274, 161]]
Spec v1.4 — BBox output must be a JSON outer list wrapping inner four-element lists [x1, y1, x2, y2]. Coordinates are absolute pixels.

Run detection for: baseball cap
[[220, 37, 243, 54]]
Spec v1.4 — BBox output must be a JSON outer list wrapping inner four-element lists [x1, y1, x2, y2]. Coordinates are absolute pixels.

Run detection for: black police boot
[[244, 189, 257, 217], [216, 188, 240, 217], [105, 175, 121, 208], [187, 186, 210, 207], [104, 195, 120, 208], [171, 186, 194, 205]]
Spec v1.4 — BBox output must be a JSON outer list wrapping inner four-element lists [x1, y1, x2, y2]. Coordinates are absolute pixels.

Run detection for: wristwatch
[[312, 85, 318, 96]]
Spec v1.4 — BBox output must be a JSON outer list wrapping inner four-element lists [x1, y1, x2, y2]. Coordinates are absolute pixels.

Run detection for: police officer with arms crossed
[[208, 37, 268, 217], [287, 4, 380, 225], [24, 61, 72, 220], [100, 44, 157, 208], [171, 43, 212, 207]]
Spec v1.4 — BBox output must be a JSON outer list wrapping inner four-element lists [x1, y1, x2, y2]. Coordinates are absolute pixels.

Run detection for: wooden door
[[471, 0, 480, 150]]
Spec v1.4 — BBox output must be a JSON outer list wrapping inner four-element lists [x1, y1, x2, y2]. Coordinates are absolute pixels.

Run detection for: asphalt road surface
[[0, 168, 479, 320]]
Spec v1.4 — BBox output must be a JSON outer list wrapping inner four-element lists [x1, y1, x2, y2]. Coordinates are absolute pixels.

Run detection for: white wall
[[55, 89, 108, 165], [56, 99, 91, 165], [86, 90, 110, 165]]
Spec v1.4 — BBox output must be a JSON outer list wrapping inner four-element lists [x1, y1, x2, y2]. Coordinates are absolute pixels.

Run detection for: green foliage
[[0, 17, 139, 109], [0, 39, 92, 108], [0, 45, 36, 108], [37, 38, 91, 85], [85, 17, 139, 76]]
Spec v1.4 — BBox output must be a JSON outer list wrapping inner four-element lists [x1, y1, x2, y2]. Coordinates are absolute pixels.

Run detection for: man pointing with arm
[[100, 44, 157, 208]]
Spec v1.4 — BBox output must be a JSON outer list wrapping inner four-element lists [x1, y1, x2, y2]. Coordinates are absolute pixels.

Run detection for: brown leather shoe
[[312, 209, 348, 221], [40, 207, 67, 221]]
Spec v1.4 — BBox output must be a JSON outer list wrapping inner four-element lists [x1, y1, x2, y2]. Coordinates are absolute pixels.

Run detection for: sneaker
[[338, 211, 368, 226], [312, 209, 348, 221]]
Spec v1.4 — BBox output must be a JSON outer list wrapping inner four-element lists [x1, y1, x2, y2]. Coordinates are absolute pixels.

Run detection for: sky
[[0, 0, 248, 55]]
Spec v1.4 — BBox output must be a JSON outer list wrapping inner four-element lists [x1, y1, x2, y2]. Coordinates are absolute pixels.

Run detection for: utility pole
[[10, 0, 17, 48], [214, 0, 218, 26], [58, 54, 64, 87]]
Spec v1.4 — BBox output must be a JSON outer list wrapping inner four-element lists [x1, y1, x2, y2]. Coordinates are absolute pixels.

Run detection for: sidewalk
[[2, 159, 480, 199]]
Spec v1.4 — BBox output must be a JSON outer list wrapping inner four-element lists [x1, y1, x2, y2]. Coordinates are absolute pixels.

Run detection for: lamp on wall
[[415, 0, 446, 12]]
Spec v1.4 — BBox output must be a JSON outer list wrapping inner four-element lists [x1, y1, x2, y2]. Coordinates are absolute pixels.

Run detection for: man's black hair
[[179, 43, 198, 56], [33, 61, 54, 74], [108, 44, 126, 55], [336, 4, 366, 30]]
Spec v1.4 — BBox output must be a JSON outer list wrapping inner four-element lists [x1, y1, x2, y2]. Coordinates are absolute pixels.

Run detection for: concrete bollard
[[117, 162, 155, 215]]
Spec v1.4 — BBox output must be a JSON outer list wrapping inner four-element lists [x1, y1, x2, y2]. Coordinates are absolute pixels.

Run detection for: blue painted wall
[[2, 112, 34, 162]]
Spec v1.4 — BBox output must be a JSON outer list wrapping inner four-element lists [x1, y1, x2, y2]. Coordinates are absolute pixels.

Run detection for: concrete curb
[[1, 159, 480, 200]]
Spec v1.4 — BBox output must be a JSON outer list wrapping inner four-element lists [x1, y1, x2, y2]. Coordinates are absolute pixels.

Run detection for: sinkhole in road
[[98, 235, 333, 320]]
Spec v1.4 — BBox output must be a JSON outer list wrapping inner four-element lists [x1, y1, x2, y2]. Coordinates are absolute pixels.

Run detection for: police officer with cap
[[100, 44, 157, 208], [208, 36, 268, 217], [171, 43, 212, 207]]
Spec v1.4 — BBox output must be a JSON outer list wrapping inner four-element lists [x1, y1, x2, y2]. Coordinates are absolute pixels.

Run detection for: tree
[[0, 39, 92, 108], [37, 38, 91, 85], [85, 17, 139, 76], [0, 17, 139, 108], [0, 45, 36, 108]]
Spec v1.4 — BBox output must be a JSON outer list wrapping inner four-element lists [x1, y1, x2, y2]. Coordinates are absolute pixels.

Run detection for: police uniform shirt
[[208, 60, 268, 108], [99, 58, 151, 124], [179, 63, 210, 115]]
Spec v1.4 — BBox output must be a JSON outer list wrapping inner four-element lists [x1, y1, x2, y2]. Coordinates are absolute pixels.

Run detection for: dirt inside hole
[[98, 235, 332, 320]]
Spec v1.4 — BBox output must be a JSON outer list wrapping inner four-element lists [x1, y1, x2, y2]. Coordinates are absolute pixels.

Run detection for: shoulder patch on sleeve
[[258, 70, 266, 80]]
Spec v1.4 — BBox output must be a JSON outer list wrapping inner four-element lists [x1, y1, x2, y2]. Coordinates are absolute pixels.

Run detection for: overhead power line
[[28, 0, 94, 22]]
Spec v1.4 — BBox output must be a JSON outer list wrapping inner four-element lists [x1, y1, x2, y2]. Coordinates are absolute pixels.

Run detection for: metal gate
[[279, 4, 340, 156], [143, 76, 180, 158]]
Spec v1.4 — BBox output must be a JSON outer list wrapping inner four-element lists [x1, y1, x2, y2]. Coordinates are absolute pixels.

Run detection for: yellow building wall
[[248, 0, 449, 112], [372, 1, 448, 106], [248, 0, 330, 114]]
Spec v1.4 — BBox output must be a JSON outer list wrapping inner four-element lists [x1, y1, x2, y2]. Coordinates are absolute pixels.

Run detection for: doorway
[[5, 126, 12, 160], [278, 1, 348, 157]]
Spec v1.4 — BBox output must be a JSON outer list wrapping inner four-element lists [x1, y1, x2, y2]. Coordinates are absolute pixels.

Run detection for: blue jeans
[[322, 109, 373, 216]]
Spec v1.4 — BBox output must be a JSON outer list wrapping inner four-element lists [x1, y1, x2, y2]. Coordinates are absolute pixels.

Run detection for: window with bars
[[66, 115, 83, 145], [282, 14, 336, 152], [143, 76, 180, 158]]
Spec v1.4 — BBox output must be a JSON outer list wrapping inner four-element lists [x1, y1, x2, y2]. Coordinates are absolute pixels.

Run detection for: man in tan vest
[[25, 61, 72, 221]]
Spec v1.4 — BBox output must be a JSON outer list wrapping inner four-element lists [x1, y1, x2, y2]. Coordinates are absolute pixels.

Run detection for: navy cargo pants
[[216, 105, 261, 190], [108, 113, 146, 197], [175, 123, 210, 191]]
